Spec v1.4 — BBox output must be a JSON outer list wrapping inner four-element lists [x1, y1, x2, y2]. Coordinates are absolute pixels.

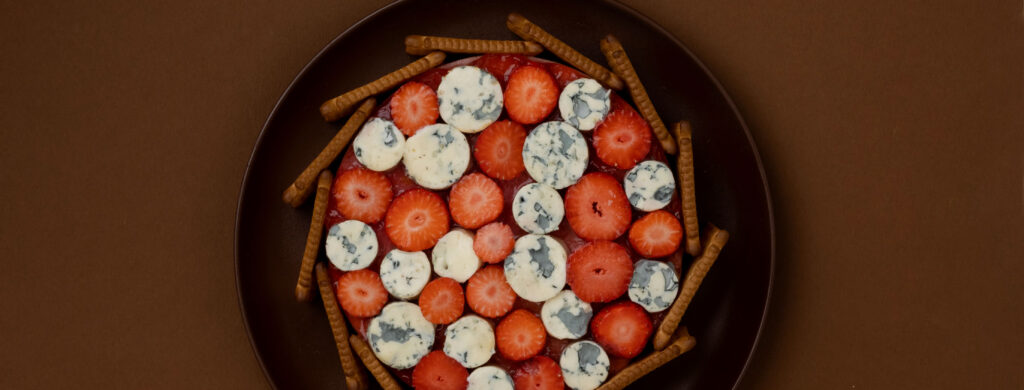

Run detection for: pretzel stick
[[674, 122, 701, 256], [282, 98, 375, 207], [600, 34, 676, 155], [596, 327, 696, 390], [653, 225, 729, 351], [405, 35, 543, 56], [315, 263, 368, 390], [350, 335, 402, 390], [319, 52, 445, 122], [294, 171, 333, 302], [506, 13, 624, 90]]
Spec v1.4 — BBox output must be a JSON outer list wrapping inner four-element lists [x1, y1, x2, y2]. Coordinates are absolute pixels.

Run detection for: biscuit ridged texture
[[405, 35, 543, 56], [319, 52, 445, 122], [653, 226, 729, 350], [596, 327, 696, 390], [295, 171, 334, 302], [350, 334, 402, 390], [316, 264, 369, 390], [600, 34, 676, 155], [506, 13, 624, 90], [673, 122, 701, 256]]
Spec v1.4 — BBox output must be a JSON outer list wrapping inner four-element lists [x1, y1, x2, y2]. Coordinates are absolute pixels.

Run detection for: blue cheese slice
[[353, 117, 405, 171], [558, 78, 611, 131], [623, 160, 676, 211], [522, 121, 589, 189], [512, 183, 564, 234], [559, 341, 611, 390], [443, 315, 496, 368], [540, 289, 593, 340], [366, 302, 435, 370], [437, 65, 503, 133], [504, 234, 567, 302], [402, 123, 470, 190], [325, 220, 377, 271], [431, 228, 481, 283], [379, 249, 431, 300], [628, 260, 679, 313], [467, 366, 514, 390]]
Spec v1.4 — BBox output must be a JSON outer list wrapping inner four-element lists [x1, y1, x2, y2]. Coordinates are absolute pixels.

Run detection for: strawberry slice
[[474, 120, 527, 180], [473, 222, 515, 264], [495, 309, 547, 361], [385, 189, 449, 252], [412, 350, 469, 390], [334, 269, 388, 318], [504, 65, 558, 124], [512, 356, 564, 390], [448, 173, 503, 229], [564, 172, 632, 241], [418, 277, 464, 325], [567, 241, 634, 303], [629, 210, 683, 258], [593, 109, 652, 170], [390, 81, 439, 136], [466, 265, 517, 318], [590, 301, 653, 359], [330, 167, 393, 224]]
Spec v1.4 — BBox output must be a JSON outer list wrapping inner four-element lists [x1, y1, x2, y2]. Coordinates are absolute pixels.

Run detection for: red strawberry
[[512, 356, 564, 390], [385, 189, 450, 252], [504, 65, 558, 124], [474, 120, 527, 180], [593, 109, 652, 170], [496, 309, 547, 361], [564, 173, 632, 241], [567, 241, 634, 303], [418, 277, 464, 325], [412, 351, 469, 390], [331, 167, 393, 224], [590, 302, 653, 359], [466, 265, 517, 318], [390, 81, 439, 136], [448, 173, 503, 229], [473, 222, 515, 264], [334, 269, 388, 318], [629, 211, 683, 258], [475, 54, 528, 86]]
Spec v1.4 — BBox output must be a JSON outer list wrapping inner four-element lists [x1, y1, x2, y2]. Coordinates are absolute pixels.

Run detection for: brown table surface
[[2, 0, 1021, 388]]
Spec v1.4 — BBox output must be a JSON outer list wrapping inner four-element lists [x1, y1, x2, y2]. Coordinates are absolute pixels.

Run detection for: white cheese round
[[431, 228, 481, 283], [437, 65, 503, 133], [366, 302, 435, 370], [443, 315, 496, 368], [623, 160, 676, 211], [560, 340, 610, 390], [353, 117, 406, 172], [402, 123, 471, 190], [628, 260, 680, 313], [379, 249, 431, 300], [325, 220, 378, 271], [504, 234, 567, 302], [512, 183, 564, 234], [467, 366, 514, 390], [522, 121, 589, 189], [559, 78, 611, 131], [540, 289, 593, 340]]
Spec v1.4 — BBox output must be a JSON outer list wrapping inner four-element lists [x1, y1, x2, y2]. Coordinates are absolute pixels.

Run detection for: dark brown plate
[[235, 0, 774, 388]]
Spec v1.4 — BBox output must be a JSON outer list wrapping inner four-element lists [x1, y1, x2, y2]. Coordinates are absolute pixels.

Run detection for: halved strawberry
[[512, 356, 564, 390], [629, 210, 683, 258], [331, 167, 393, 224], [590, 301, 653, 359], [564, 173, 632, 241], [334, 269, 388, 318], [567, 241, 634, 303], [418, 277, 464, 325], [385, 189, 449, 252], [593, 109, 652, 170], [448, 173, 503, 229], [504, 65, 558, 124], [474, 120, 527, 180], [495, 309, 547, 361], [475, 54, 528, 86], [473, 222, 515, 264], [390, 81, 439, 136], [412, 350, 469, 390], [466, 265, 517, 318]]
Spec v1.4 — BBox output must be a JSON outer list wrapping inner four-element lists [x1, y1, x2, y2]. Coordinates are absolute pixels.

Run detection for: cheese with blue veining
[[467, 366, 514, 390], [353, 117, 405, 171], [558, 78, 610, 131], [512, 183, 564, 234], [402, 123, 470, 190], [431, 228, 481, 283], [623, 160, 675, 211], [437, 65, 503, 133], [559, 340, 610, 390], [366, 302, 435, 370], [443, 315, 495, 368], [325, 220, 377, 271], [379, 249, 431, 300], [504, 234, 567, 302], [540, 289, 593, 340], [522, 121, 589, 189], [628, 260, 679, 313]]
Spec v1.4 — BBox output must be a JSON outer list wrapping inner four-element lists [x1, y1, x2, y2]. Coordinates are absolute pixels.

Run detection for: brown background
[[1, 0, 1021, 388]]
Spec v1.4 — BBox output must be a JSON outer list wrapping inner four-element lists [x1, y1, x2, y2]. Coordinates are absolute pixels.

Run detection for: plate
[[235, 0, 774, 388]]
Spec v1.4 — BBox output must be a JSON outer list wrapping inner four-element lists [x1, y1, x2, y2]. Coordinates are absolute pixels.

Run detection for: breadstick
[[294, 171, 333, 302], [600, 34, 676, 155], [282, 98, 375, 207], [319, 52, 445, 122], [350, 335, 402, 390], [506, 13, 624, 90], [653, 226, 729, 351], [315, 263, 368, 390], [405, 35, 543, 56], [673, 122, 701, 256], [596, 327, 696, 390]]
